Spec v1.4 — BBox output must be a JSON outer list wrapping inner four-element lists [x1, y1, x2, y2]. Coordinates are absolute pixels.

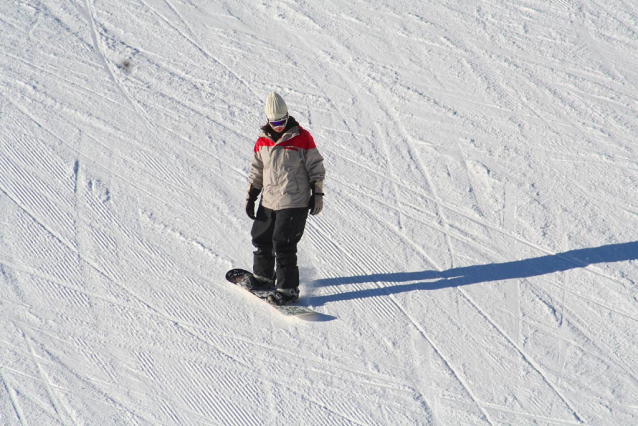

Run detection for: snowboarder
[[244, 92, 326, 305]]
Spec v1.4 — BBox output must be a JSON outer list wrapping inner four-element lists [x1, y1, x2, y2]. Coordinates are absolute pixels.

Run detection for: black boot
[[245, 274, 275, 291], [267, 288, 299, 306]]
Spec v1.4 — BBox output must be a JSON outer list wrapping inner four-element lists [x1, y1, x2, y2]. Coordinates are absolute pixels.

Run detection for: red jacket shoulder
[[254, 127, 316, 152], [254, 136, 274, 153], [289, 127, 316, 150]]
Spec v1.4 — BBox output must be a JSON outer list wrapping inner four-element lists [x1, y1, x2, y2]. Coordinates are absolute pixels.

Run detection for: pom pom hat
[[265, 92, 288, 121]]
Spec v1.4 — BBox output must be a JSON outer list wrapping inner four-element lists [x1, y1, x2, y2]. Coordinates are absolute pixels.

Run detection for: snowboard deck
[[225, 269, 317, 316]]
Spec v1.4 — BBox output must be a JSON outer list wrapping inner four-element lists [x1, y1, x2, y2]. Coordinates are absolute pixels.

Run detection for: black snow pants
[[251, 206, 308, 290]]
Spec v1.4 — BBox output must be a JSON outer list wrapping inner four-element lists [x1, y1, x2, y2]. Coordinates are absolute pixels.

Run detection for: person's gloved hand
[[309, 181, 324, 215], [245, 185, 261, 220]]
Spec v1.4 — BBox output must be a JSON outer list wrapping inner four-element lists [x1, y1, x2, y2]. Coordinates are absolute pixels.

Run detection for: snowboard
[[225, 269, 317, 316]]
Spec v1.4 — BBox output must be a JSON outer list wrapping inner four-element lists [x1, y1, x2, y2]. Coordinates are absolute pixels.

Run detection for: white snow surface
[[1, 0, 638, 425]]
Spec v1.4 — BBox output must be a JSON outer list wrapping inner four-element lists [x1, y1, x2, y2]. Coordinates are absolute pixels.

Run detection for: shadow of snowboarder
[[309, 241, 638, 306]]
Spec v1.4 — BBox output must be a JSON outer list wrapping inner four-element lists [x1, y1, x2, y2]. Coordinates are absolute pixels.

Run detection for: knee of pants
[[273, 237, 299, 255]]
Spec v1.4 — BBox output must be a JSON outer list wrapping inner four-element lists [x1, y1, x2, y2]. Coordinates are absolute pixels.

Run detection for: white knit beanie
[[264, 92, 288, 121]]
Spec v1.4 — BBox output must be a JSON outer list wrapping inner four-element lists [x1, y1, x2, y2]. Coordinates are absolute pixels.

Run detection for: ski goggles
[[268, 114, 289, 127]]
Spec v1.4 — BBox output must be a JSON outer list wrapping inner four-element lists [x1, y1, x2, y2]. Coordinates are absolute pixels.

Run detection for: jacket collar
[[273, 126, 300, 144], [261, 116, 300, 143]]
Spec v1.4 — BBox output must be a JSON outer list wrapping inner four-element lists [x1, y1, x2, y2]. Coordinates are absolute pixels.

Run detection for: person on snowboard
[[244, 92, 326, 306]]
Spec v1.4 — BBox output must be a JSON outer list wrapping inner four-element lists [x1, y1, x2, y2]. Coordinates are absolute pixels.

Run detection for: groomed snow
[[1, 1, 637, 425]]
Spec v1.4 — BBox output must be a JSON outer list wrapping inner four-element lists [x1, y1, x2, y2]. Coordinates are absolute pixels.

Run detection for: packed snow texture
[[1, 1, 638, 425]]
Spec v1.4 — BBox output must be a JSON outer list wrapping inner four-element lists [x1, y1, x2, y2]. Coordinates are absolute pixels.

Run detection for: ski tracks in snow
[[291, 22, 499, 425], [369, 39, 585, 426], [285, 5, 607, 424], [3, 1, 638, 425], [82, 0, 156, 131]]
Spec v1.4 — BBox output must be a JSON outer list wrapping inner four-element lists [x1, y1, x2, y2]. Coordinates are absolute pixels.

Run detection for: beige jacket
[[249, 125, 325, 211]]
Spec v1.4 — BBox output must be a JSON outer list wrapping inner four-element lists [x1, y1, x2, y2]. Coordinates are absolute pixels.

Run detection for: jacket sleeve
[[303, 133, 326, 185], [248, 143, 264, 190]]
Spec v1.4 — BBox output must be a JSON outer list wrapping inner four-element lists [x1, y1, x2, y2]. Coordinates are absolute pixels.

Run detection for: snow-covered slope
[[1, 1, 638, 424]]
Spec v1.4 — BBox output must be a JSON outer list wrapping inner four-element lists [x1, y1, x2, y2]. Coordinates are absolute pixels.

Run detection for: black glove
[[309, 182, 324, 215], [245, 185, 261, 220]]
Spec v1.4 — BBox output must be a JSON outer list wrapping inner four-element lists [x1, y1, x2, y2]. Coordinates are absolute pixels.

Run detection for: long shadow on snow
[[309, 241, 638, 306]]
